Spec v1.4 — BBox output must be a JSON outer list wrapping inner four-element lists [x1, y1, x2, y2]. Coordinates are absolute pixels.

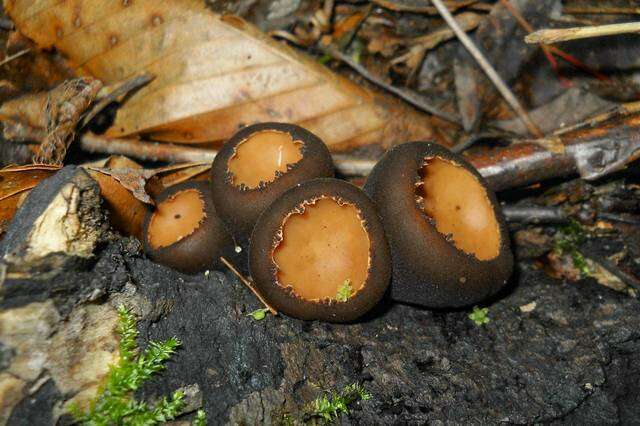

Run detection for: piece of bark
[[0, 166, 107, 279]]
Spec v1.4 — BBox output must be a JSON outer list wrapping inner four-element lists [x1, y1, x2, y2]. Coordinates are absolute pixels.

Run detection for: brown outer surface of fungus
[[143, 181, 236, 274], [363, 142, 513, 308], [210, 122, 334, 243], [250, 178, 391, 322]]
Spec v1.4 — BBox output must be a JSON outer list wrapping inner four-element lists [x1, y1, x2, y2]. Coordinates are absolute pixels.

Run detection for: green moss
[[304, 383, 372, 423], [554, 219, 591, 276], [336, 279, 353, 302], [192, 409, 207, 426], [469, 306, 490, 326], [70, 305, 203, 425]]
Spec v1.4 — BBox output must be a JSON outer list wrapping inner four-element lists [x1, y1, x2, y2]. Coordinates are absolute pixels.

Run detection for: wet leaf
[[7, 0, 436, 151]]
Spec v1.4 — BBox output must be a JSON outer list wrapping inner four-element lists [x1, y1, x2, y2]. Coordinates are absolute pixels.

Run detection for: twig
[[80, 133, 218, 163], [526, 22, 640, 44], [502, 205, 568, 224], [563, 6, 640, 16], [370, 0, 478, 14], [321, 44, 460, 124], [0, 48, 30, 67], [219, 256, 278, 316], [430, 0, 543, 138]]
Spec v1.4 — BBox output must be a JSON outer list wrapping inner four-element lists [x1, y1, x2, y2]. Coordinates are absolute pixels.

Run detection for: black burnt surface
[[5, 237, 640, 423]]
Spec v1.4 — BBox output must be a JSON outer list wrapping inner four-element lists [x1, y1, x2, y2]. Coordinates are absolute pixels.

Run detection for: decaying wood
[[0, 166, 106, 279], [469, 103, 640, 191], [6, 0, 439, 151], [430, 0, 543, 138], [526, 21, 640, 44]]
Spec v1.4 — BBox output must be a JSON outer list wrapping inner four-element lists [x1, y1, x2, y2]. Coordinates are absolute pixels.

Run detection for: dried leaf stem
[[526, 22, 640, 44], [430, 0, 543, 138], [219, 256, 278, 316]]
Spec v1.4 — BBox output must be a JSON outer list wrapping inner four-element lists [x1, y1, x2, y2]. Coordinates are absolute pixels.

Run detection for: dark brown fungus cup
[[210, 122, 334, 243], [143, 181, 236, 274], [249, 178, 391, 322], [363, 142, 513, 308]]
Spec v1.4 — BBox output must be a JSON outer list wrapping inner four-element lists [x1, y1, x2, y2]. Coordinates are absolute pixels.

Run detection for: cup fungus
[[249, 178, 391, 322], [364, 142, 513, 308], [143, 181, 235, 274], [210, 123, 334, 242]]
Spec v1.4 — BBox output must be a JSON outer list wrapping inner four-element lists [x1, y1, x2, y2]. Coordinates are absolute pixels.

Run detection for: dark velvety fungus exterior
[[249, 178, 391, 322], [143, 181, 236, 274], [363, 142, 513, 308], [210, 122, 334, 243]]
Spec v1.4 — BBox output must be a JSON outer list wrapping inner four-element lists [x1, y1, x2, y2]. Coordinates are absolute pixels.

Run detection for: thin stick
[[526, 22, 640, 44], [219, 256, 278, 316], [430, 0, 543, 138], [80, 133, 218, 163], [0, 48, 30, 67], [563, 6, 640, 16], [322, 44, 460, 124]]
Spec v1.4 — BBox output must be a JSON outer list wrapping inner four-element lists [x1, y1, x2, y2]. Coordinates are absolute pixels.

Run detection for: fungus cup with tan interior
[[249, 178, 391, 322], [142, 181, 236, 274], [210, 122, 335, 245], [364, 142, 513, 308]]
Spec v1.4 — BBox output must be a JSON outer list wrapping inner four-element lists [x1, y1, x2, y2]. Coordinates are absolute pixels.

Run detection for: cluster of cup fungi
[[142, 122, 513, 322]]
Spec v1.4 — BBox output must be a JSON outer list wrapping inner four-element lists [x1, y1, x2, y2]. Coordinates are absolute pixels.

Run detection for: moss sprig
[[70, 305, 204, 425], [554, 219, 591, 277], [304, 383, 371, 423]]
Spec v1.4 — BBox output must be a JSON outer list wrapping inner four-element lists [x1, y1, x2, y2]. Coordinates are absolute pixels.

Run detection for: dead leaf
[[0, 77, 103, 164], [0, 164, 60, 236], [6, 0, 436, 151], [85, 159, 211, 238], [86, 168, 148, 240]]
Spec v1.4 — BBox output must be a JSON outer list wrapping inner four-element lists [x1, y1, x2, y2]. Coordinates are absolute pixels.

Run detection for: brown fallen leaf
[[6, 0, 437, 151], [0, 164, 60, 236], [85, 159, 211, 238]]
